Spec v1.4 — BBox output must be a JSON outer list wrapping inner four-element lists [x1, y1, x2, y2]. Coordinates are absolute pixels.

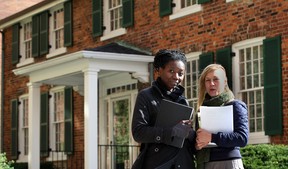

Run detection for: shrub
[[241, 144, 288, 169], [0, 153, 13, 169]]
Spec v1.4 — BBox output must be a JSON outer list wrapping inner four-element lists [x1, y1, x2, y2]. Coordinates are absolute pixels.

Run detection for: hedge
[[241, 144, 288, 169]]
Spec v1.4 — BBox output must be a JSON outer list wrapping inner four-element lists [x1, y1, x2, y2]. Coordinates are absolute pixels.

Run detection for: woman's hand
[[195, 128, 212, 150]]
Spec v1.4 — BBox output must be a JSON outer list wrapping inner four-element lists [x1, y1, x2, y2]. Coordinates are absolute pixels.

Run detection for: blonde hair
[[196, 64, 231, 111]]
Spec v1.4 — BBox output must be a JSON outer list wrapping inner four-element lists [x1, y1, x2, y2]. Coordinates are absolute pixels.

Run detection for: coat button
[[156, 136, 161, 141], [154, 148, 159, 152]]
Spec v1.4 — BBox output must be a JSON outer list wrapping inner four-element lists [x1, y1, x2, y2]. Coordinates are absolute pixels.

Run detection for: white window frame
[[232, 37, 270, 144], [48, 86, 67, 160], [101, 0, 127, 41], [18, 94, 29, 162], [18, 18, 34, 67], [170, 0, 202, 20], [184, 52, 201, 109], [47, 4, 67, 58]]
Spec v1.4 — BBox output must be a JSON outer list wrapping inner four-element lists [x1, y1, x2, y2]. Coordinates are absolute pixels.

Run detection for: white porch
[[13, 49, 153, 169]]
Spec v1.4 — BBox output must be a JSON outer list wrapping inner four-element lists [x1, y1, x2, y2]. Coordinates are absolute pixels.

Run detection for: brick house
[[0, 0, 44, 153], [0, 0, 287, 169]]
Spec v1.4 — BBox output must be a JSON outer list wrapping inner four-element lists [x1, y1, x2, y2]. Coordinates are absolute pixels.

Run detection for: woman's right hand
[[195, 128, 212, 150]]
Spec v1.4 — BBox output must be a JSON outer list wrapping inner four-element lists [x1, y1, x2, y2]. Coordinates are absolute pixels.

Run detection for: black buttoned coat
[[132, 80, 196, 169]]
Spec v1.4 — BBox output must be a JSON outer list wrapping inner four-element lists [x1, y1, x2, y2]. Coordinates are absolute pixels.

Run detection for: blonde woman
[[194, 64, 248, 169]]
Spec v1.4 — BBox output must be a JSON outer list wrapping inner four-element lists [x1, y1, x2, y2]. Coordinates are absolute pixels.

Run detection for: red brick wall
[[2, 0, 288, 159]]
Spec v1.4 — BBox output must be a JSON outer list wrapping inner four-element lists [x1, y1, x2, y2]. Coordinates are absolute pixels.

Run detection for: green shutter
[[92, 0, 103, 37], [263, 36, 283, 135], [199, 52, 214, 73], [198, 0, 211, 4], [32, 15, 39, 57], [39, 11, 49, 55], [11, 99, 19, 160], [12, 24, 20, 64], [64, 87, 73, 153], [122, 0, 134, 28], [40, 92, 49, 157], [64, 0, 73, 47], [216, 47, 233, 90], [159, 0, 172, 17]]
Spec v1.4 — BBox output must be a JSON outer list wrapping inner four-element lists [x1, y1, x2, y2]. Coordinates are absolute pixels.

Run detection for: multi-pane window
[[23, 22, 32, 59], [109, 0, 123, 31], [53, 8, 64, 49], [181, 0, 197, 8], [171, 0, 201, 20], [238, 45, 264, 133], [53, 91, 65, 151], [184, 55, 200, 109], [22, 98, 29, 155]]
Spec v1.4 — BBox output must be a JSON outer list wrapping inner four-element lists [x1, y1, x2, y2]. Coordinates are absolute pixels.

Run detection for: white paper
[[200, 105, 233, 134]]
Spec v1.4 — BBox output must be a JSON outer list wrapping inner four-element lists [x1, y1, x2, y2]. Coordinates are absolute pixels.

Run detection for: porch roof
[[85, 42, 151, 56], [13, 44, 154, 91]]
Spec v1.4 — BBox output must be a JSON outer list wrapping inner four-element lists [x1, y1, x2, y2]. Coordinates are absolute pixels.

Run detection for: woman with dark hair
[[131, 49, 196, 169]]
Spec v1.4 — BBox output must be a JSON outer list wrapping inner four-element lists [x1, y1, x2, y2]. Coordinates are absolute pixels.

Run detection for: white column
[[83, 68, 99, 169], [27, 82, 41, 169]]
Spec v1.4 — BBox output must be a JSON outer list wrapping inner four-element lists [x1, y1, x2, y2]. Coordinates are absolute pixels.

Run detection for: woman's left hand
[[195, 128, 212, 150]]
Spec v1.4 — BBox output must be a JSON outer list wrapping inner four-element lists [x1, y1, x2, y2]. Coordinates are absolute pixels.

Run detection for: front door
[[98, 72, 139, 169], [98, 85, 138, 169]]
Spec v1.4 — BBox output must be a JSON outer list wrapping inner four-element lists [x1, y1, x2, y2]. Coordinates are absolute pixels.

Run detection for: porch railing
[[39, 144, 140, 169]]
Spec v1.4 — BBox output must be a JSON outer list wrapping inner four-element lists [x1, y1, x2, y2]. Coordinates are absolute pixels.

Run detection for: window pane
[[242, 92, 247, 103], [254, 74, 259, 87], [256, 118, 262, 132], [187, 87, 191, 98], [240, 63, 245, 76], [250, 119, 255, 132], [249, 91, 254, 104], [24, 129, 29, 155], [54, 8, 64, 49], [256, 104, 262, 118], [22, 98, 29, 155], [186, 75, 191, 86], [239, 49, 245, 62], [256, 90, 262, 103], [23, 22, 32, 59], [253, 60, 259, 73], [113, 99, 129, 164], [253, 46, 258, 60], [54, 91, 65, 151], [246, 62, 251, 75], [187, 62, 191, 74], [240, 76, 245, 90], [249, 105, 255, 118], [247, 75, 252, 89], [246, 48, 251, 61]]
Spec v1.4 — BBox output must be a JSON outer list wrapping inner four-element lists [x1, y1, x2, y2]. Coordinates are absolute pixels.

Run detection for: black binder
[[155, 99, 194, 148]]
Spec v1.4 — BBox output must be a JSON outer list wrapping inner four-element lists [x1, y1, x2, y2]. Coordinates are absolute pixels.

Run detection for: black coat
[[132, 80, 196, 169]]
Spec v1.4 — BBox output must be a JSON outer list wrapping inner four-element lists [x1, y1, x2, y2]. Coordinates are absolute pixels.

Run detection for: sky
[[0, 0, 44, 20]]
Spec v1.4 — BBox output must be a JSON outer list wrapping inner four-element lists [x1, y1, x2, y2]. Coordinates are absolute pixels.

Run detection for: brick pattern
[[1, 0, 288, 160]]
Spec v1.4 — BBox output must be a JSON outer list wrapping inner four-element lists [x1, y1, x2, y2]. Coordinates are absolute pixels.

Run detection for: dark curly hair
[[153, 49, 187, 70]]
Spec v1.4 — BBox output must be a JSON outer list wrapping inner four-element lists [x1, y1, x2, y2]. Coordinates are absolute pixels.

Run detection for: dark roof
[[85, 42, 151, 56]]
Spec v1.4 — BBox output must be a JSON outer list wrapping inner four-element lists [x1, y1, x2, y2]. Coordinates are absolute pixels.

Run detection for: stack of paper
[[199, 105, 234, 147]]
